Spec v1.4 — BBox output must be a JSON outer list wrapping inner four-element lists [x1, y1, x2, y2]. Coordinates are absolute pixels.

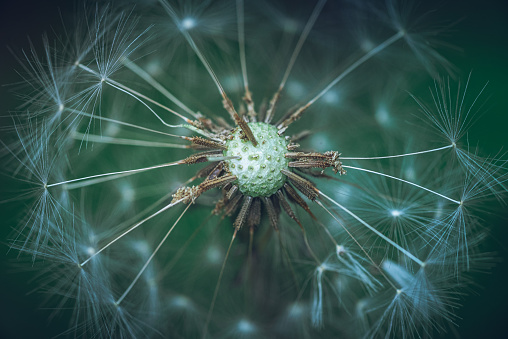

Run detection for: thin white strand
[[459, 80, 488, 140], [342, 165, 461, 204], [66, 108, 185, 139], [72, 132, 189, 149], [80, 197, 185, 267], [315, 201, 398, 291], [0, 138, 39, 183], [158, 0, 227, 98], [78, 63, 190, 125], [106, 76, 192, 123], [308, 31, 404, 106], [105, 81, 181, 128], [279, 0, 327, 90], [342, 145, 453, 160], [115, 203, 191, 305], [122, 59, 199, 118], [236, 0, 249, 92], [62, 173, 138, 190], [47, 161, 183, 189], [317, 191, 425, 267], [202, 229, 238, 339], [311, 266, 325, 327]]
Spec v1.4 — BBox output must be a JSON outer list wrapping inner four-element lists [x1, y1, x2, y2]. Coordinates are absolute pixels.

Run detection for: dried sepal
[[286, 142, 300, 151], [223, 97, 258, 146], [197, 116, 228, 134], [276, 190, 303, 228], [323, 151, 346, 175], [283, 183, 317, 220], [193, 162, 221, 180], [206, 162, 224, 180], [248, 198, 262, 229], [257, 98, 268, 123], [243, 89, 256, 121], [199, 175, 237, 192], [222, 182, 232, 195], [295, 168, 339, 180], [224, 194, 243, 216], [190, 137, 226, 150], [274, 106, 297, 129], [277, 102, 311, 134], [189, 119, 205, 130], [226, 184, 239, 201], [263, 196, 279, 230], [264, 90, 280, 124], [286, 151, 346, 174], [182, 151, 225, 165], [234, 196, 253, 230], [171, 186, 200, 204], [281, 169, 319, 201]]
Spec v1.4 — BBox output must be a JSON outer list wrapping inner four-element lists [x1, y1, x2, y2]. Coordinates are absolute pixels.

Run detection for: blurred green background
[[1, 0, 507, 338]]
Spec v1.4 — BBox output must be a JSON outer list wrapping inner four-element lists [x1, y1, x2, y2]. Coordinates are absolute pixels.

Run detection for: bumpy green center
[[224, 122, 289, 197]]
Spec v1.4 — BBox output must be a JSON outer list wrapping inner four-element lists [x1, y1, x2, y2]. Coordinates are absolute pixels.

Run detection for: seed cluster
[[224, 122, 289, 197]]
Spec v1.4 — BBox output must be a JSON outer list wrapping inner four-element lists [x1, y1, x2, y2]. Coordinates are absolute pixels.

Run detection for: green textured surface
[[224, 122, 289, 197]]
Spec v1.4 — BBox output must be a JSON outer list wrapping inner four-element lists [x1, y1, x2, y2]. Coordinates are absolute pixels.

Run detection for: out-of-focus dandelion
[[2, 0, 507, 338]]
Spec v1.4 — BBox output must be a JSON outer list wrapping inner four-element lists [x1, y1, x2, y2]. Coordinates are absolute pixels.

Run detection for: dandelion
[[2, 0, 507, 338]]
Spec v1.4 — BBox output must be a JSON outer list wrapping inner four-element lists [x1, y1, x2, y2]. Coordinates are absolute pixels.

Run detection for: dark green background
[[1, 0, 507, 338]]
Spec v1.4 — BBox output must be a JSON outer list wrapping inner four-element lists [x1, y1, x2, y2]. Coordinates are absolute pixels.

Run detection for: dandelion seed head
[[224, 122, 289, 197]]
